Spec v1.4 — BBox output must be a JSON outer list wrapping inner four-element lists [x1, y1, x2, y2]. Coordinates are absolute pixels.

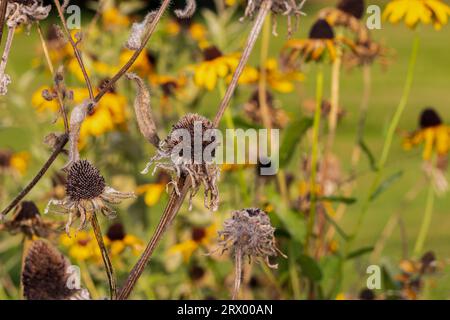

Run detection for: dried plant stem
[[118, 178, 191, 300], [213, 0, 273, 127], [0, 26, 15, 80], [305, 64, 324, 254], [413, 182, 435, 257], [36, 23, 69, 133], [91, 213, 117, 300], [351, 34, 420, 242], [0, 0, 8, 46], [232, 248, 243, 300], [0, 134, 68, 218], [94, 0, 172, 103], [53, 0, 94, 100]]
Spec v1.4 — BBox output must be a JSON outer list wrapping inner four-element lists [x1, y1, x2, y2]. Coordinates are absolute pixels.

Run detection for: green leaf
[[359, 140, 377, 171], [298, 254, 323, 281], [324, 213, 349, 241], [232, 116, 262, 130], [317, 196, 357, 205], [370, 171, 403, 201], [346, 246, 374, 260], [276, 208, 306, 243], [279, 117, 313, 168]]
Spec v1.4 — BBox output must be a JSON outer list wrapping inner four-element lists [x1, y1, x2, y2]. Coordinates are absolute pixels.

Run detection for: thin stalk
[[91, 214, 117, 300], [232, 248, 243, 300], [79, 260, 100, 299], [0, 26, 15, 84], [413, 182, 435, 257], [351, 34, 420, 241], [326, 39, 342, 153], [54, 0, 94, 100], [0, 134, 68, 218], [118, 178, 191, 300], [94, 0, 171, 103], [305, 64, 324, 253], [213, 0, 273, 127], [0, 0, 8, 46]]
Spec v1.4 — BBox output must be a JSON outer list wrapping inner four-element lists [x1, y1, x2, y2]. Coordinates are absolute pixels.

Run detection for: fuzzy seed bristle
[[66, 160, 106, 201]]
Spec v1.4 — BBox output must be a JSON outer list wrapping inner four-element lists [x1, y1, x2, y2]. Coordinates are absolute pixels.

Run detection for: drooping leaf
[[359, 140, 377, 171], [370, 171, 403, 201], [279, 117, 313, 168], [324, 213, 349, 241], [318, 196, 357, 205], [346, 246, 374, 260], [298, 254, 323, 281]]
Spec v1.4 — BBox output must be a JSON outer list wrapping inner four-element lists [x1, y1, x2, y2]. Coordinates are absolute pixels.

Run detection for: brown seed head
[[66, 160, 106, 201]]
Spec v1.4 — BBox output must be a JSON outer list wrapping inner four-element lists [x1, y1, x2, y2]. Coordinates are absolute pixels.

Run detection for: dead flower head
[[0, 201, 61, 239], [45, 160, 135, 235], [22, 240, 90, 300], [244, 89, 289, 128], [142, 113, 220, 211], [242, 0, 307, 36], [215, 208, 285, 299]]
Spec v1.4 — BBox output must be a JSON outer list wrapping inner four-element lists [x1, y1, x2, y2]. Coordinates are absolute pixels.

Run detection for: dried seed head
[[106, 223, 126, 241], [125, 11, 157, 50], [337, 0, 365, 19], [66, 160, 106, 202], [420, 108, 442, 129], [309, 19, 335, 39], [12, 201, 40, 222], [6, 0, 52, 28], [22, 240, 89, 300], [217, 208, 285, 267]]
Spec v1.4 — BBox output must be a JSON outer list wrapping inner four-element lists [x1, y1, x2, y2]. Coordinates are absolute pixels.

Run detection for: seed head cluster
[[66, 160, 106, 202]]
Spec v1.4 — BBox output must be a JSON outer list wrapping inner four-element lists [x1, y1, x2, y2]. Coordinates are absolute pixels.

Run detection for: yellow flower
[[68, 57, 91, 83], [136, 172, 171, 207], [103, 223, 143, 257], [283, 19, 338, 63], [149, 74, 188, 98], [383, 0, 450, 30], [168, 224, 217, 262], [9, 152, 30, 175], [32, 86, 59, 112], [118, 49, 154, 76], [60, 230, 101, 262], [192, 46, 248, 91], [102, 7, 130, 29], [225, 0, 238, 6], [403, 108, 450, 160], [166, 20, 181, 36]]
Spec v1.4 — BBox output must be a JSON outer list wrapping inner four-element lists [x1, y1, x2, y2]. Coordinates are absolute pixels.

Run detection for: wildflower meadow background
[[0, 0, 449, 300]]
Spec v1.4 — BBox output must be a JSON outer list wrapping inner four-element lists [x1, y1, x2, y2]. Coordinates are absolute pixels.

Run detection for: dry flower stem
[[0, 134, 69, 218], [118, 178, 191, 300], [53, 0, 94, 100], [91, 213, 117, 300], [232, 247, 243, 300], [94, 0, 172, 103], [0, 0, 7, 46], [36, 22, 69, 133], [213, 0, 273, 127], [0, 26, 15, 85]]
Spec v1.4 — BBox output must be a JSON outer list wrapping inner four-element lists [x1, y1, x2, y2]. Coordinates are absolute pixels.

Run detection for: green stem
[[305, 64, 324, 253], [351, 34, 420, 241], [413, 183, 435, 257]]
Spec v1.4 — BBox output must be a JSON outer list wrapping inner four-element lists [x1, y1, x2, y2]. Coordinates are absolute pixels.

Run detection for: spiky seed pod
[[216, 208, 286, 299], [337, 0, 365, 19], [420, 108, 442, 129], [309, 19, 335, 39], [22, 240, 90, 300], [142, 113, 220, 211], [66, 160, 106, 202]]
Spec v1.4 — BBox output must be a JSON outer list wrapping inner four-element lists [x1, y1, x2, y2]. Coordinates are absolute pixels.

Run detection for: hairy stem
[[213, 0, 273, 127], [118, 178, 190, 300], [91, 213, 117, 300]]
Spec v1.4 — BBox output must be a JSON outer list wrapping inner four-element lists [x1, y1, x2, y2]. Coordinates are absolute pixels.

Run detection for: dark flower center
[[249, 89, 274, 109], [14, 201, 40, 222], [359, 289, 375, 300], [66, 160, 106, 201], [203, 46, 223, 61], [0, 150, 12, 168], [309, 19, 335, 39], [192, 227, 206, 242], [189, 265, 205, 280], [337, 0, 365, 19], [107, 223, 126, 241], [419, 108, 442, 128], [161, 81, 178, 96]]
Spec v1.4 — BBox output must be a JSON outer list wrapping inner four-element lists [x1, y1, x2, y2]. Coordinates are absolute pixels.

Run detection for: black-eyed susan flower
[[22, 240, 90, 300], [168, 224, 217, 262], [136, 172, 171, 207], [142, 113, 220, 211], [282, 19, 338, 63], [60, 229, 101, 262], [45, 160, 135, 234], [0, 201, 61, 239], [0, 149, 29, 176], [383, 0, 450, 30], [102, 5, 130, 30], [191, 46, 242, 91], [403, 108, 450, 161], [104, 223, 143, 257], [344, 39, 390, 69], [118, 49, 155, 76]]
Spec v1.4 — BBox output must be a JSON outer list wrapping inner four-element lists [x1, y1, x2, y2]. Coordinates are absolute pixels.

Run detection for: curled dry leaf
[[126, 73, 160, 147], [174, 0, 197, 19]]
